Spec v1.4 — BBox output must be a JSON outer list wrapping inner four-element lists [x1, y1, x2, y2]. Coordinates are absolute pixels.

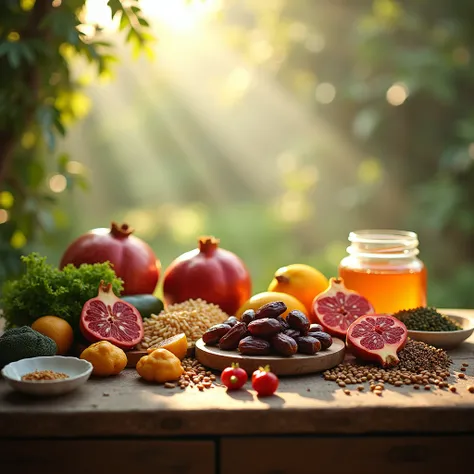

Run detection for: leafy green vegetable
[[1, 253, 123, 338], [0, 326, 57, 367]]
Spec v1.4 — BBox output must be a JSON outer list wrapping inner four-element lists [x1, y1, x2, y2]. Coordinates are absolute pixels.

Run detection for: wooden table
[[1, 309, 474, 474]]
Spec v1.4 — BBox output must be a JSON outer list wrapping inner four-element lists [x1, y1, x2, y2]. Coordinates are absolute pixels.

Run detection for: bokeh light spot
[[66, 161, 85, 174], [386, 82, 408, 106], [7, 32, 20, 42], [315, 83, 336, 104], [469, 143, 474, 160], [10, 230, 27, 249], [49, 174, 67, 193], [358, 158, 382, 184], [0, 191, 14, 209], [0, 209, 9, 224], [305, 34, 325, 53]]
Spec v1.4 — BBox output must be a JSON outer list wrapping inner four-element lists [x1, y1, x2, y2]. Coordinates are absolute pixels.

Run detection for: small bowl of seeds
[[393, 307, 474, 349], [1, 356, 93, 396]]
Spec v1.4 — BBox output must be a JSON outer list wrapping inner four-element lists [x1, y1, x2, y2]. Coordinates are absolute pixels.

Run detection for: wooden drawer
[[0, 439, 215, 474], [221, 435, 473, 474]]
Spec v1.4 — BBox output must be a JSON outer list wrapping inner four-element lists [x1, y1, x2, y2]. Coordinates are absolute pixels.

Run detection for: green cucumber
[[122, 294, 164, 319]]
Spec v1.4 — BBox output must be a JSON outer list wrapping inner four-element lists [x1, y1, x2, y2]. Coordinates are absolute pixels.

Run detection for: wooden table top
[[1, 309, 474, 439]]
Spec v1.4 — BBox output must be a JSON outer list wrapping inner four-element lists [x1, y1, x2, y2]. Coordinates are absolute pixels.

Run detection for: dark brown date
[[218, 322, 248, 350], [248, 318, 281, 339], [276, 315, 289, 330], [255, 301, 287, 319], [287, 310, 310, 334], [241, 309, 256, 326], [238, 336, 271, 355], [283, 328, 300, 339], [224, 316, 239, 327], [295, 336, 321, 355], [307, 331, 333, 350], [271, 333, 298, 357], [309, 323, 324, 333], [202, 323, 232, 345]]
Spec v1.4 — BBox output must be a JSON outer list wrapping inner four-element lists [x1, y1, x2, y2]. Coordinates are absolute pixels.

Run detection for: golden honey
[[338, 230, 427, 314]]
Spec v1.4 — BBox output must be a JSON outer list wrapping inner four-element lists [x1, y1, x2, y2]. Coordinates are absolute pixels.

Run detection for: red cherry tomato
[[252, 365, 279, 396], [221, 363, 248, 390]]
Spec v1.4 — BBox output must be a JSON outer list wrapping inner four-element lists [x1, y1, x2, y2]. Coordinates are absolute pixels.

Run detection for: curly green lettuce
[[1, 253, 123, 338]]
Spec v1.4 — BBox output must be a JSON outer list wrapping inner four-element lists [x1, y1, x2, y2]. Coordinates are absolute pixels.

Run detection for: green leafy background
[[1, 0, 474, 309]]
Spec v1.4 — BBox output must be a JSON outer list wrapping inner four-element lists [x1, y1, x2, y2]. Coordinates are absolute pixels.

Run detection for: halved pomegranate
[[80, 281, 144, 350], [310, 277, 374, 338], [346, 314, 407, 367]]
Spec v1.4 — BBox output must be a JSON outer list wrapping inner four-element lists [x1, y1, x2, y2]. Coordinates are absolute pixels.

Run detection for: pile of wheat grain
[[137, 299, 228, 350]]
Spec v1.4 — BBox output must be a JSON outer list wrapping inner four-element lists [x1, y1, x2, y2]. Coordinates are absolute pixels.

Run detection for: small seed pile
[[163, 358, 220, 390], [324, 339, 453, 393], [21, 370, 69, 381], [393, 307, 462, 331], [137, 299, 228, 350]]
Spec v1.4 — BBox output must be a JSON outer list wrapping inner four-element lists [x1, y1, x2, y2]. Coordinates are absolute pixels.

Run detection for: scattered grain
[[164, 382, 176, 389], [343, 389, 351, 395], [468, 386, 474, 393], [176, 358, 219, 391], [458, 373, 466, 379], [357, 386, 364, 391], [460, 367, 467, 372], [424, 385, 431, 390]]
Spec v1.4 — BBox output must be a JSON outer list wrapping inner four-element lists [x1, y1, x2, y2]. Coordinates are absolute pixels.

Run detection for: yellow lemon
[[236, 291, 307, 319], [268, 264, 329, 314]]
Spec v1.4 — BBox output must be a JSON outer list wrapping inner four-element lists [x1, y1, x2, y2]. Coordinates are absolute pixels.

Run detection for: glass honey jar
[[338, 229, 427, 314]]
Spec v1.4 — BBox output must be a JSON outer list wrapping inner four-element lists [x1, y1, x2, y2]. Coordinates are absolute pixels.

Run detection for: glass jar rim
[[349, 229, 418, 245], [347, 229, 419, 259]]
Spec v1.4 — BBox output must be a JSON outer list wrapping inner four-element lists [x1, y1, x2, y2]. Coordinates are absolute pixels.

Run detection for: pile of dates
[[202, 301, 333, 357]]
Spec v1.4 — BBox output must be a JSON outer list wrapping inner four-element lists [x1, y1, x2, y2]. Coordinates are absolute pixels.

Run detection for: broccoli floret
[[0, 326, 57, 367]]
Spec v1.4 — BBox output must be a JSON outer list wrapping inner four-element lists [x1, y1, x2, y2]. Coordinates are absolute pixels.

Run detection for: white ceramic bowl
[[1, 356, 93, 396], [407, 314, 474, 349]]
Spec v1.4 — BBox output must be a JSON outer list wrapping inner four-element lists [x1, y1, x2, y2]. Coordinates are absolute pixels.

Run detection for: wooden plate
[[194, 337, 345, 375]]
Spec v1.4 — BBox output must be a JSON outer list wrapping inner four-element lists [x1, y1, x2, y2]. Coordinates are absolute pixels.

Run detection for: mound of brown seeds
[[324, 339, 453, 390]]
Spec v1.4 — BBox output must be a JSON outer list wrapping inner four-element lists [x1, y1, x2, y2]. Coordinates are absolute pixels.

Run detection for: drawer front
[[1, 440, 215, 474], [221, 436, 474, 474]]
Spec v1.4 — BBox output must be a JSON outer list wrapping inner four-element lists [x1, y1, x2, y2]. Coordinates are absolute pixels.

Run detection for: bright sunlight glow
[[84, 0, 221, 32]]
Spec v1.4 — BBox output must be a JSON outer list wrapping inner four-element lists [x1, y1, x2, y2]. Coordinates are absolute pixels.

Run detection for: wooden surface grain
[[1, 309, 474, 439], [0, 440, 215, 474], [220, 436, 474, 474]]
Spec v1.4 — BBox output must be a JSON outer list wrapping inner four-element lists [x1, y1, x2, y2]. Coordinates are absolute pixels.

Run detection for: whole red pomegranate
[[163, 236, 251, 315], [310, 277, 375, 338], [60, 222, 160, 295], [346, 314, 408, 367]]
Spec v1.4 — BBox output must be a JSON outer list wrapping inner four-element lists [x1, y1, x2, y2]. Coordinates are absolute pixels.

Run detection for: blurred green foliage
[[0, 0, 152, 281], [2, 0, 474, 309]]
